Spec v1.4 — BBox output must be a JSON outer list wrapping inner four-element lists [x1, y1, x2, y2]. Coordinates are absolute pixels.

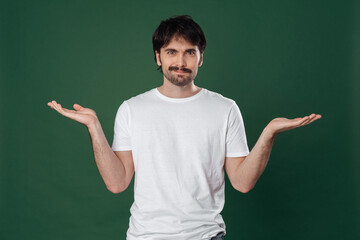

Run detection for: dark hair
[[152, 15, 207, 72]]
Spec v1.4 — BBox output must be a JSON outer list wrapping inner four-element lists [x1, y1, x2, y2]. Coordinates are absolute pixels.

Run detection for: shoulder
[[123, 88, 157, 107], [113, 89, 156, 115], [202, 88, 236, 109]]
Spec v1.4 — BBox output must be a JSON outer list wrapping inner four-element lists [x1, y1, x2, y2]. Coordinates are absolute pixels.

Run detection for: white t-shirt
[[112, 87, 249, 240]]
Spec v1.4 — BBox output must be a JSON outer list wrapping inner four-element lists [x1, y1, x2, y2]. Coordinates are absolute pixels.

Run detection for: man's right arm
[[47, 100, 134, 194], [88, 119, 134, 193]]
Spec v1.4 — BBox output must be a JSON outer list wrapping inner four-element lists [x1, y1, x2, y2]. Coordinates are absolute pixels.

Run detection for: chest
[[131, 104, 226, 146]]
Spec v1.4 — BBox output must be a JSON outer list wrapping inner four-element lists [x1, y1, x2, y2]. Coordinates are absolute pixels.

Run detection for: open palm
[[267, 113, 322, 135], [47, 100, 98, 127]]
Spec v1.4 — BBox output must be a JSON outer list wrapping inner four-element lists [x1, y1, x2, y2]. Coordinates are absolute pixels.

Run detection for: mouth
[[174, 70, 189, 74], [168, 66, 192, 74]]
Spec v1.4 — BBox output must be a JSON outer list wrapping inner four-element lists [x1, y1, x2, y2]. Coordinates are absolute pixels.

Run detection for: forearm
[[87, 119, 126, 193], [236, 127, 276, 192]]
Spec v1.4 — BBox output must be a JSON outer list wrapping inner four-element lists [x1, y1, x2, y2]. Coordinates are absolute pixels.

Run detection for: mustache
[[168, 66, 192, 73]]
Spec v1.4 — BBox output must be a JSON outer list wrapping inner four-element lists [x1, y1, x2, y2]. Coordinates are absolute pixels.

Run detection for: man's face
[[155, 35, 203, 87]]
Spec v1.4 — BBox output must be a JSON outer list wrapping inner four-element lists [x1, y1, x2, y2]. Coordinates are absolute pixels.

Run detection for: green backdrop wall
[[1, 0, 359, 239]]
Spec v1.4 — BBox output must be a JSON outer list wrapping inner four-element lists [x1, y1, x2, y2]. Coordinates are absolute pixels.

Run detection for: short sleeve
[[112, 101, 132, 151], [225, 102, 250, 157]]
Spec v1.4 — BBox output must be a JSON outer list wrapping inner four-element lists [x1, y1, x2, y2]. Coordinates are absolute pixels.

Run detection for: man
[[47, 15, 321, 240]]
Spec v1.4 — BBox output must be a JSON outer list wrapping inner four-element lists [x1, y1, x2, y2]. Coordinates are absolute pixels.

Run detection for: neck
[[157, 81, 201, 98]]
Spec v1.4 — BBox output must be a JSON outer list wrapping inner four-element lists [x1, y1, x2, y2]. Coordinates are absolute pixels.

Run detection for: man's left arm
[[225, 113, 322, 193]]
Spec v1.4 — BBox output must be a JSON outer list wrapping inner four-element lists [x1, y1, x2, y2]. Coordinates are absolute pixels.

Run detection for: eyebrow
[[164, 48, 197, 52]]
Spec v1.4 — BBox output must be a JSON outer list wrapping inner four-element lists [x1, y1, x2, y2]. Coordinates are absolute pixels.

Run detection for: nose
[[176, 54, 186, 67]]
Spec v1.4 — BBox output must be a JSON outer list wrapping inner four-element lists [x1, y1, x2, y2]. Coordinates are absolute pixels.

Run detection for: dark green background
[[1, 0, 359, 239]]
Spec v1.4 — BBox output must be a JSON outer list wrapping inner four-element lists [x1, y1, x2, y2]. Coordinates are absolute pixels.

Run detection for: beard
[[162, 66, 197, 87]]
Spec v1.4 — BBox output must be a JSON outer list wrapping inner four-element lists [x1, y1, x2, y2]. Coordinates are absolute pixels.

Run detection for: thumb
[[73, 103, 84, 111]]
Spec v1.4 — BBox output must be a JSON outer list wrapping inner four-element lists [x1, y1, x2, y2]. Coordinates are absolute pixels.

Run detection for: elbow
[[238, 187, 252, 193], [107, 184, 127, 194], [235, 184, 254, 193], [108, 188, 123, 194]]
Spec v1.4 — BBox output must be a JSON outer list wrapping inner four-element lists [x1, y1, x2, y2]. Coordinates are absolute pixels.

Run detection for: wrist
[[263, 126, 277, 140], [87, 117, 101, 132]]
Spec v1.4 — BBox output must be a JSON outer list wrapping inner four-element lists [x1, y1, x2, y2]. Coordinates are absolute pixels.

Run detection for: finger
[[302, 118, 314, 126], [303, 113, 316, 120], [51, 101, 70, 116], [58, 103, 65, 113], [308, 114, 316, 120], [301, 114, 322, 126], [57, 104, 77, 117], [62, 107, 76, 113], [300, 116, 314, 126], [54, 102, 64, 113], [292, 117, 303, 123], [51, 100, 61, 112], [307, 118, 317, 125], [55, 102, 65, 114], [298, 116, 310, 126], [73, 104, 84, 111], [305, 113, 316, 121], [306, 114, 322, 125], [47, 102, 55, 109]]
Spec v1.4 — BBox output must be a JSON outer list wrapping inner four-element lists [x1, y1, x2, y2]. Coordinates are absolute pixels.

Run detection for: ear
[[155, 50, 161, 66], [198, 52, 204, 67]]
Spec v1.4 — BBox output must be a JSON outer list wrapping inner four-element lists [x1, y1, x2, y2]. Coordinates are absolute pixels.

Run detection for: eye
[[187, 51, 195, 55], [167, 50, 175, 55]]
